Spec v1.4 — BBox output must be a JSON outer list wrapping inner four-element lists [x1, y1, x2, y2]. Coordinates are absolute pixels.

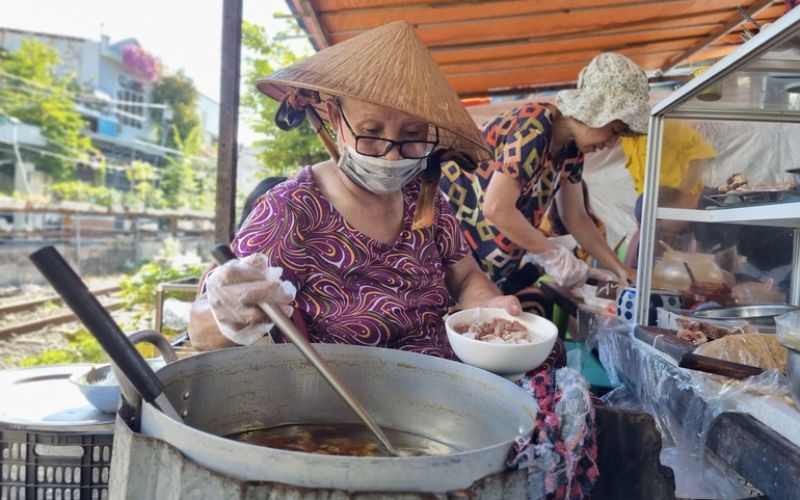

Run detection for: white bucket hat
[[556, 53, 650, 134]]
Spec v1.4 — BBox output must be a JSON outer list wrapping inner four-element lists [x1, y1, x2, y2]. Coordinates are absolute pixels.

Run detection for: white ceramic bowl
[[445, 308, 558, 379], [69, 359, 165, 413]]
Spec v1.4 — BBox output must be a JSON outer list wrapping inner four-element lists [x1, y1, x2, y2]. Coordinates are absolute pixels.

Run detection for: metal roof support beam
[[215, 0, 243, 244], [660, 0, 777, 74]]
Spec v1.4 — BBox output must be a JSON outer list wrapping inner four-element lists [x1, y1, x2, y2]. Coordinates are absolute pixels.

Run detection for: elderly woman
[[188, 22, 599, 498], [188, 21, 519, 356], [440, 53, 648, 315]]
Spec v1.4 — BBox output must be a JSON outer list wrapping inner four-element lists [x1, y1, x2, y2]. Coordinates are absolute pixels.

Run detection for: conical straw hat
[[257, 21, 490, 162]]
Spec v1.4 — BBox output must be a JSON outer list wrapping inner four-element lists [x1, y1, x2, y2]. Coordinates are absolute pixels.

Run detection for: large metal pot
[[137, 343, 538, 492]]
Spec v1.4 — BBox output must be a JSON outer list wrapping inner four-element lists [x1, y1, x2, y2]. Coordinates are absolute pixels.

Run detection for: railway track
[[0, 286, 122, 337]]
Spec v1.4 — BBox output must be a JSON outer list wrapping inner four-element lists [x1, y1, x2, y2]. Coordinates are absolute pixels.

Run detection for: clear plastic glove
[[529, 245, 589, 288], [205, 253, 297, 345], [587, 267, 619, 282]]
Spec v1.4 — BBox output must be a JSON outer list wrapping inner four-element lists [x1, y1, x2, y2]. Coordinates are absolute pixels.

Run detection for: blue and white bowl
[[69, 359, 165, 413]]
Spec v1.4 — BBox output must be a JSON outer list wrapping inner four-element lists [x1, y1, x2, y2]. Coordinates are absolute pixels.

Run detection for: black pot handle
[[29, 247, 164, 405]]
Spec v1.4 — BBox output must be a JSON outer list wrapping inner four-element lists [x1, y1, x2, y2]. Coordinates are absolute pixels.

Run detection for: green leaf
[[240, 18, 329, 178]]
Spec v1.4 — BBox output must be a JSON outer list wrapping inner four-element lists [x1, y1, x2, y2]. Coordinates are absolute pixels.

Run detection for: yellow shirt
[[621, 121, 716, 196]]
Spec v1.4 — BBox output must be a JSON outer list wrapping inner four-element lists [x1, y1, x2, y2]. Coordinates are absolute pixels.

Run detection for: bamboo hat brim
[[256, 21, 490, 162]]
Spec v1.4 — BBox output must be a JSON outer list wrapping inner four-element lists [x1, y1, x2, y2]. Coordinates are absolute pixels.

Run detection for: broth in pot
[[227, 423, 461, 457]]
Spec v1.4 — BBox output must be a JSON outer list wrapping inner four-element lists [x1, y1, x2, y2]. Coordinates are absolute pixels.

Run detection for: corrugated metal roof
[[285, 0, 787, 96]]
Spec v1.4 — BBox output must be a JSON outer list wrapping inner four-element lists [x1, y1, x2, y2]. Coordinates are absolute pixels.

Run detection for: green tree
[[125, 160, 163, 209], [241, 19, 327, 177], [150, 71, 201, 150], [0, 39, 94, 181], [159, 124, 215, 210]]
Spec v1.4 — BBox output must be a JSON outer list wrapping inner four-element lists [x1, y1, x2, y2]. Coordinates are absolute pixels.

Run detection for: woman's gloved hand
[[529, 245, 589, 288], [205, 253, 296, 345]]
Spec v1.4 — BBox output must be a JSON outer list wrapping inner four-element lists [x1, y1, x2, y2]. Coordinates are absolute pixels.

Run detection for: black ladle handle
[[29, 246, 181, 421], [211, 244, 239, 266]]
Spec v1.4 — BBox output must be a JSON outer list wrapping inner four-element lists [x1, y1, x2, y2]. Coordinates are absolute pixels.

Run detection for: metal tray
[[0, 364, 114, 430], [705, 188, 800, 208], [691, 304, 799, 327]]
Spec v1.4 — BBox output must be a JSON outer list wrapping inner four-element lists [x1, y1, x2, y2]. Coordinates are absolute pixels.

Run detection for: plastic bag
[[732, 280, 786, 305], [695, 334, 786, 372], [206, 253, 296, 345], [776, 310, 800, 351], [593, 316, 779, 499]]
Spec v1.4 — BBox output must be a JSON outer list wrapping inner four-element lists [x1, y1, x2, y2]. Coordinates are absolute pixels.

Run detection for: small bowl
[[445, 308, 558, 379], [69, 359, 166, 413], [786, 168, 800, 186]]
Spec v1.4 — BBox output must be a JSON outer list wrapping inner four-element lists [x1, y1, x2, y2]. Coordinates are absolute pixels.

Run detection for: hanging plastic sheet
[[591, 316, 781, 498]]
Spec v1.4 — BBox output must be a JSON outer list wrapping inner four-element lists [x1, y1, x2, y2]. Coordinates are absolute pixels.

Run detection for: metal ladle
[[211, 245, 400, 457]]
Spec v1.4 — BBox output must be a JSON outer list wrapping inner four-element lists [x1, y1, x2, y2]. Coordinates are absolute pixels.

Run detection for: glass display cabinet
[[635, 7, 800, 325]]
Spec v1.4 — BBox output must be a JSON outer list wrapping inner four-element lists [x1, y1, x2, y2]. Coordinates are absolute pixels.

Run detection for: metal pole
[[155, 285, 165, 332], [215, 0, 243, 244], [634, 115, 664, 326], [791, 228, 800, 306]]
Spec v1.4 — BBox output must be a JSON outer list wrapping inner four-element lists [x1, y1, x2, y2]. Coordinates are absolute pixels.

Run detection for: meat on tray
[[674, 317, 753, 345], [453, 317, 532, 344], [719, 173, 748, 193], [676, 329, 708, 346]]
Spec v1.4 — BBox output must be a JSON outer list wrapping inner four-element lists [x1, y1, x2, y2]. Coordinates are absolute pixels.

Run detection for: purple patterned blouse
[[231, 167, 470, 359]]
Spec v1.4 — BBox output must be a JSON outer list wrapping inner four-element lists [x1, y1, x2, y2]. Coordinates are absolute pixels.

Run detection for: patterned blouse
[[232, 166, 470, 359], [439, 103, 584, 282]]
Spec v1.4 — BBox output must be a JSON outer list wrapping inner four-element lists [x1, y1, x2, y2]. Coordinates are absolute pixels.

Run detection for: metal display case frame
[[635, 7, 800, 325]]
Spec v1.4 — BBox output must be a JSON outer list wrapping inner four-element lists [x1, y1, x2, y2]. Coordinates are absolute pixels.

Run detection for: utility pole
[[215, 0, 243, 244]]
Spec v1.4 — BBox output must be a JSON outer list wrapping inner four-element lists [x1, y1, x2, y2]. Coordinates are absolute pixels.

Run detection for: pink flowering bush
[[122, 45, 162, 82]]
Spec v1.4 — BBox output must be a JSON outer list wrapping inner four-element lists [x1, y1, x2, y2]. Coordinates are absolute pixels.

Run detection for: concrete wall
[[0, 235, 214, 286]]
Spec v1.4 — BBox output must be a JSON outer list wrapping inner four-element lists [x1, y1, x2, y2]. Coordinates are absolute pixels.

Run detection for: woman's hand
[[528, 245, 589, 287], [205, 253, 296, 345], [619, 265, 637, 285], [482, 294, 522, 316]]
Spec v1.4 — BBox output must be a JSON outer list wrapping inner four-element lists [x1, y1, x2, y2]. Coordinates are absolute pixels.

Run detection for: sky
[[0, 0, 303, 144]]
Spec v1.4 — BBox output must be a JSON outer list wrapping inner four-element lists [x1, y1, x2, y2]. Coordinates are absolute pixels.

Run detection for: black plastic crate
[[0, 428, 113, 500]]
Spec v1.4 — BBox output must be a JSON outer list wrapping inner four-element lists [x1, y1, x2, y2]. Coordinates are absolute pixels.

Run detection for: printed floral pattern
[[556, 53, 650, 134]]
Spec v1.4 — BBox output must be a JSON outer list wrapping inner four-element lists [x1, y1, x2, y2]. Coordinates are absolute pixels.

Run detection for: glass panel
[[654, 118, 800, 210], [673, 35, 800, 113], [649, 221, 793, 312]]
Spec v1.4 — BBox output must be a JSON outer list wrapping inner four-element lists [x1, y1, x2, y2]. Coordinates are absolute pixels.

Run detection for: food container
[[787, 167, 800, 186], [692, 304, 800, 329], [135, 344, 540, 492], [616, 286, 683, 324], [445, 308, 558, 379], [69, 359, 166, 413], [652, 249, 729, 292]]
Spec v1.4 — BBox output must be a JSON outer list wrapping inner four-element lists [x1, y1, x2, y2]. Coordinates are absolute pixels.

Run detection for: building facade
[[0, 27, 219, 192]]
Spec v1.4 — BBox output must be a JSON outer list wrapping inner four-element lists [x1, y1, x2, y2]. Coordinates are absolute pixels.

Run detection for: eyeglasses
[[337, 104, 439, 159]]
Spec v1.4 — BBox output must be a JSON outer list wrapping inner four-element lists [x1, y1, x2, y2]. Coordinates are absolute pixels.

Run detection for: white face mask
[[337, 145, 426, 195]]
